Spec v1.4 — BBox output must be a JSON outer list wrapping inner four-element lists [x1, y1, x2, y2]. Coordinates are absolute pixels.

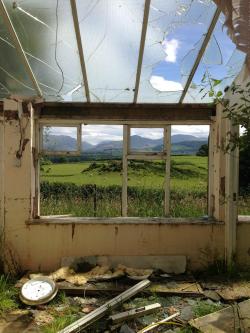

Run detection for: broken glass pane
[[76, 0, 144, 103], [0, 15, 35, 98], [3, 0, 85, 101], [184, 13, 246, 103], [138, 0, 217, 103]]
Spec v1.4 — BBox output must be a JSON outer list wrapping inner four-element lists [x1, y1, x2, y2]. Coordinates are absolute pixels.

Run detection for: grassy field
[[40, 156, 250, 217], [41, 156, 208, 191]]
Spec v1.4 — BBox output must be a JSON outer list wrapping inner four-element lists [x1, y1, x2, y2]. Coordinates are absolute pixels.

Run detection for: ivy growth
[[200, 71, 250, 190]]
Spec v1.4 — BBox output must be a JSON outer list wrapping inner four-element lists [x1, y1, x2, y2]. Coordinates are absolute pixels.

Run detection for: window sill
[[27, 216, 222, 225], [238, 215, 250, 223]]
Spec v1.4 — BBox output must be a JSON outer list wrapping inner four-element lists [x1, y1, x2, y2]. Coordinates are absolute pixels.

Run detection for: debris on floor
[[189, 299, 250, 332], [5, 264, 250, 332]]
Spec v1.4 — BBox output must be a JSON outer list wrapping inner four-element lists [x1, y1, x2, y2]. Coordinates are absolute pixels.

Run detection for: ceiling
[[0, 0, 246, 104]]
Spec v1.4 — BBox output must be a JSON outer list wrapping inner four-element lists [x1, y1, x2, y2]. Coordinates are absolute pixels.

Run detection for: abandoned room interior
[[0, 0, 250, 332]]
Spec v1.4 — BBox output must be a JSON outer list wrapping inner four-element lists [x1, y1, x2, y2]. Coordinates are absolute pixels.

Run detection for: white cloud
[[150, 75, 183, 92], [162, 38, 179, 63], [46, 124, 209, 144], [172, 125, 209, 138]]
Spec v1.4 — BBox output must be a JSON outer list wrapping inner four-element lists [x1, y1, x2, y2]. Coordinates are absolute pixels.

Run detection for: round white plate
[[20, 277, 58, 305]]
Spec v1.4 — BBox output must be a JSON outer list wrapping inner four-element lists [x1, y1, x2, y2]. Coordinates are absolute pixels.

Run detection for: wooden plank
[[133, 0, 151, 103], [56, 281, 203, 297], [164, 126, 171, 216], [70, 0, 90, 102], [38, 103, 215, 123], [207, 123, 214, 217], [179, 7, 220, 103], [224, 119, 239, 266], [189, 299, 250, 333], [109, 303, 161, 324], [122, 125, 129, 217], [58, 279, 151, 333], [27, 216, 220, 225]]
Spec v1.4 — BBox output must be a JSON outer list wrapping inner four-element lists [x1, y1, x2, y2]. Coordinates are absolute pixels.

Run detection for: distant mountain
[[171, 134, 205, 143], [44, 134, 207, 155], [43, 135, 78, 151]]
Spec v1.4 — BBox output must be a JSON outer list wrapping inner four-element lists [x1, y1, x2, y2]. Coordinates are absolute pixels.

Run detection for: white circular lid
[[20, 277, 58, 305]]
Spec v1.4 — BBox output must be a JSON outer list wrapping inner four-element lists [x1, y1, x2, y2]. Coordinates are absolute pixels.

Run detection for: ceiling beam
[[179, 7, 221, 104], [38, 102, 215, 124], [133, 0, 151, 104], [70, 0, 90, 102], [0, 0, 43, 97]]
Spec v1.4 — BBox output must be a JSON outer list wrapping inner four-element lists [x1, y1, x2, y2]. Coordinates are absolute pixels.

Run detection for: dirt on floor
[[1, 267, 250, 333]]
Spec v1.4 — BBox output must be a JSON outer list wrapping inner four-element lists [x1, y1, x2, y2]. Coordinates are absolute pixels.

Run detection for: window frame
[[35, 121, 211, 220]]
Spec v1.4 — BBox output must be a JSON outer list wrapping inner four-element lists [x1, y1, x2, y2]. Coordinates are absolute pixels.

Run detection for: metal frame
[[133, 0, 151, 103], [70, 0, 91, 102], [179, 7, 221, 103], [39, 123, 82, 156], [0, 0, 42, 97]]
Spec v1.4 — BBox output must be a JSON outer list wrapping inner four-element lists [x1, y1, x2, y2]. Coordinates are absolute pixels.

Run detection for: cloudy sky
[[48, 125, 209, 145]]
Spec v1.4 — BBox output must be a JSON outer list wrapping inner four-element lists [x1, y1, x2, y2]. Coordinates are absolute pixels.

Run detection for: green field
[[40, 156, 250, 217], [41, 156, 208, 191]]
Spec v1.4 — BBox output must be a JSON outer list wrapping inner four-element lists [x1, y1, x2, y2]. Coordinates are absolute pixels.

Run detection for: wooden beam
[[133, 0, 151, 103], [164, 126, 171, 216], [0, 0, 42, 97], [70, 0, 90, 102], [179, 8, 221, 103], [207, 124, 213, 217], [122, 125, 129, 217], [39, 103, 215, 123], [224, 119, 239, 266], [58, 279, 151, 333]]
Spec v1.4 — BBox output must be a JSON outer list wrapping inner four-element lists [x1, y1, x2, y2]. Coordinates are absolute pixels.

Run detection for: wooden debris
[[56, 280, 203, 297], [189, 299, 250, 333], [138, 312, 180, 333], [58, 279, 151, 333], [217, 281, 250, 301], [109, 303, 161, 324]]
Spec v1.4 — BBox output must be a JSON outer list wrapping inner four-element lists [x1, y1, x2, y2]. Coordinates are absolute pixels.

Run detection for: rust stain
[[115, 226, 118, 236], [32, 147, 36, 168], [16, 138, 29, 159], [220, 176, 225, 198], [72, 223, 75, 240]]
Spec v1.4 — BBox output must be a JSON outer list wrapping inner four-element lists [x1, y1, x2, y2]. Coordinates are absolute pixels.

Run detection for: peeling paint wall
[[1, 98, 250, 273]]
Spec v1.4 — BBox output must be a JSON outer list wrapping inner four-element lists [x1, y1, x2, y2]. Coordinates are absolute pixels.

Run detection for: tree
[[196, 143, 208, 156], [200, 73, 250, 191]]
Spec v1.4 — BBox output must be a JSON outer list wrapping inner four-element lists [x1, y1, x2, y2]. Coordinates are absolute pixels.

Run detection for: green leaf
[[212, 79, 222, 86], [216, 91, 223, 97], [209, 91, 214, 97]]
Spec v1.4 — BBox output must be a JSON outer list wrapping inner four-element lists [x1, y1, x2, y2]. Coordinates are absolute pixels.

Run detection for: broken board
[[189, 299, 250, 333], [56, 280, 203, 297], [58, 279, 150, 333], [109, 303, 161, 324]]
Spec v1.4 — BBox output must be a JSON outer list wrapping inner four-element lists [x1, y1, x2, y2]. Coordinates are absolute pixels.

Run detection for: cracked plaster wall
[[0, 95, 249, 273]]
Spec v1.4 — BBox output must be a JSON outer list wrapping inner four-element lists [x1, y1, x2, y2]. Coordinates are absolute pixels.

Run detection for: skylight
[[0, 0, 246, 103]]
